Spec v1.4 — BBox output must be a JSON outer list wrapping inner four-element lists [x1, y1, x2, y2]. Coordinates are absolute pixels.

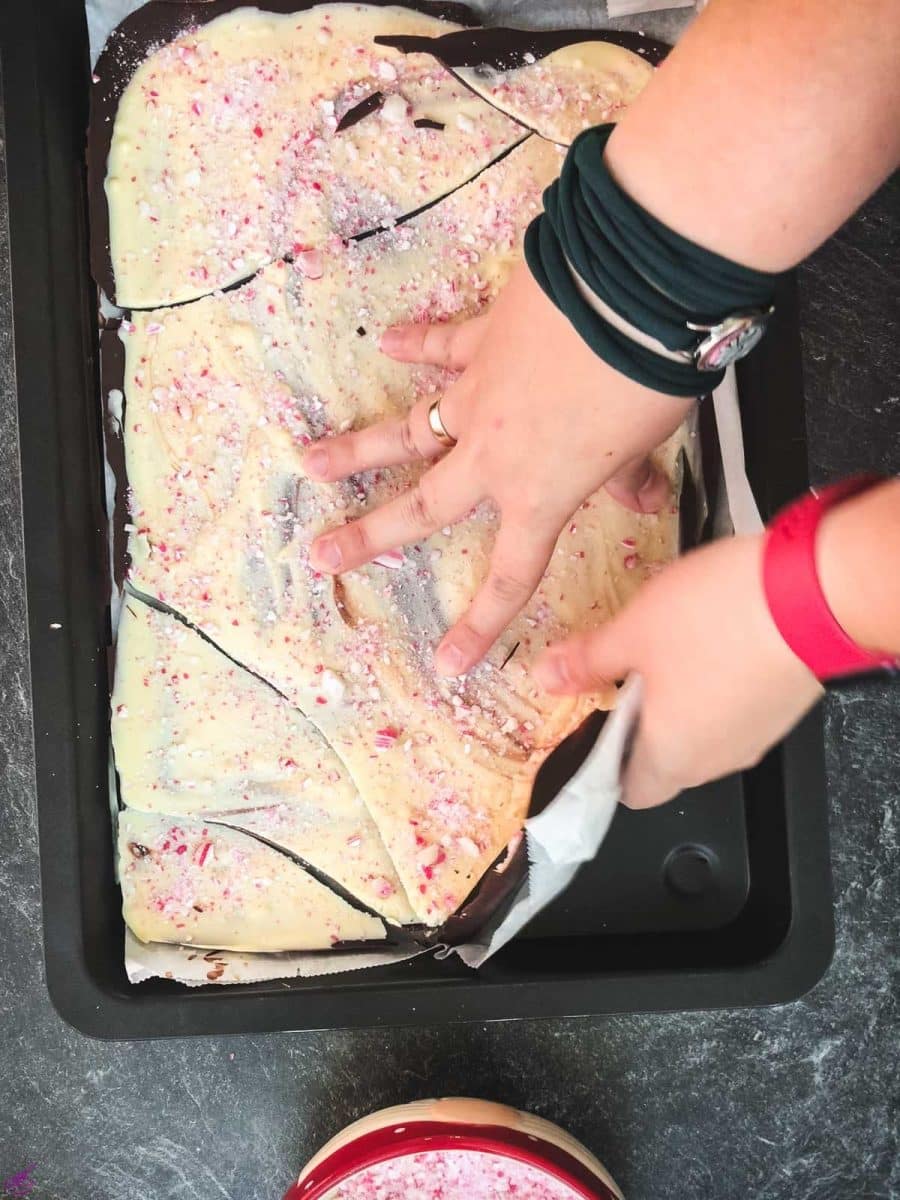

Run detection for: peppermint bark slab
[[118, 138, 678, 925], [103, 4, 525, 307], [451, 41, 654, 145], [373, 26, 666, 144], [119, 810, 386, 951], [112, 598, 415, 924]]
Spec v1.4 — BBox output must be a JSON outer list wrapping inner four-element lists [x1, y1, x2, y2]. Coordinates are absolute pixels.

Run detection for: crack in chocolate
[[375, 27, 670, 147], [348, 131, 530, 246], [121, 583, 304, 711], [330, 574, 356, 630], [499, 640, 520, 671], [203, 819, 402, 941], [89, 0, 483, 306]]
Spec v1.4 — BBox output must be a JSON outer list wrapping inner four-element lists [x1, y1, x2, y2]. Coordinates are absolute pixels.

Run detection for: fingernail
[[305, 448, 329, 478], [312, 537, 342, 570], [533, 655, 571, 692], [435, 641, 465, 676], [379, 328, 404, 354]]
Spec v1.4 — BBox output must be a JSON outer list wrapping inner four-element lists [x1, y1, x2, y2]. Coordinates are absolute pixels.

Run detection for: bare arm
[[606, 0, 900, 270], [308, 0, 900, 675], [818, 479, 900, 656], [535, 481, 900, 810]]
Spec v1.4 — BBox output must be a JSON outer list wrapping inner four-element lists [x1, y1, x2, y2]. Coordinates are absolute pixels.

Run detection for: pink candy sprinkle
[[620, 537, 636, 548], [372, 549, 405, 570], [195, 841, 211, 867], [624, 554, 639, 570], [374, 726, 399, 751], [145, 322, 164, 335], [326, 1148, 586, 1199], [296, 249, 324, 279]]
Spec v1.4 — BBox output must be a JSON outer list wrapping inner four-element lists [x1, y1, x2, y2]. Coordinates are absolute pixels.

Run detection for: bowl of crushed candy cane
[[284, 1098, 624, 1199]]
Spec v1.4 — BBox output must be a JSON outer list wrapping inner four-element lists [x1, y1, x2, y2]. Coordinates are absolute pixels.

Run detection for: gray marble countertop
[[0, 5, 898, 1199]]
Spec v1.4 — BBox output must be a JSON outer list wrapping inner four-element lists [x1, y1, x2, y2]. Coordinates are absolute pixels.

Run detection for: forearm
[[817, 478, 900, 656], [605, 0, 900, 271]]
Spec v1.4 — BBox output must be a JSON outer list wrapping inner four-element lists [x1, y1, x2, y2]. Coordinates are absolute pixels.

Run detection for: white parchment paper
[[125, 930, 423, 986], [456, 675, 642, 967]]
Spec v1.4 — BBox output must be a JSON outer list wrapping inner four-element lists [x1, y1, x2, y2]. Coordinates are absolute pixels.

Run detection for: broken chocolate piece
[[336, 90, 385, 132]]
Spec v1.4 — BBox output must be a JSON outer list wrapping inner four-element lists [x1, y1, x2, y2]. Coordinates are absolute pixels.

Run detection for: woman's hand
[[533, 533, 823, 809], [304, 263, 691, 676]]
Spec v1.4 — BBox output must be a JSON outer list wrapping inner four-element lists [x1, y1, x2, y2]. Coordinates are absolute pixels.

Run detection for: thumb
[[620, 731, 678, 810], [532, 620, 632, 696]]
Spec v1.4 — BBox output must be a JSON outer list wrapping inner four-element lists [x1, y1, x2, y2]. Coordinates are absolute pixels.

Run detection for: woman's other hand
[[534, 534, 823, 809]]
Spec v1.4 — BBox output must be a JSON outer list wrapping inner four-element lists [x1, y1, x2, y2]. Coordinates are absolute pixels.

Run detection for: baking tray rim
[[1, 0, 834, 1040]]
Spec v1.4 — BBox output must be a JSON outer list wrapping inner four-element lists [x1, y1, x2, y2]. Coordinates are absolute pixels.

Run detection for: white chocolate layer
[[106, 5, 525, 306], [113, 599, 415, 924], [119, 809, 385, 951], [454, 41, 654, 145], [109, 10, 673, 945], [118, 139, 678, 926]]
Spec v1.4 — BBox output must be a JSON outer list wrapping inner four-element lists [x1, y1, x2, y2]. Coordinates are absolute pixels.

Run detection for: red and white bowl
[[284, 1098, 624, 1199]]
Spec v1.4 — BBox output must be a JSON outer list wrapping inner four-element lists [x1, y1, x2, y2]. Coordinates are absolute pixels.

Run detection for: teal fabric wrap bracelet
[[524, 124, 785, 397]]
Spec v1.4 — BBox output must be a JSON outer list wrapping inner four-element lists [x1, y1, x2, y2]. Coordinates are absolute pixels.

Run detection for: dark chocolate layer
[[335, 88, 386, 131], [432, 710, 608, 948], [375, 25, 670, 72]]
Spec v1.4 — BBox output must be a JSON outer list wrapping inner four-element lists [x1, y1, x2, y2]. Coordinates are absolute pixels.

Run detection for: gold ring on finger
[[427, 398, 457, 449]]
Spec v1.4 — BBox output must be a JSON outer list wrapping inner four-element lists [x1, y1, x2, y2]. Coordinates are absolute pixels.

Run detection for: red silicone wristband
[[762, 475, 898, 681]]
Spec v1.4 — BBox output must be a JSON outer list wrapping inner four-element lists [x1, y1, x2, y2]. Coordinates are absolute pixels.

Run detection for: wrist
[[762, 477, 900, 681], [816, 479, 900, 658], [525, 125, 783, 399]]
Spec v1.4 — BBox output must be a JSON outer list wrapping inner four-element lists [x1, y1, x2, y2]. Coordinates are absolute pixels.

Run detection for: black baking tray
[[2, 0, 833, 1038]]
